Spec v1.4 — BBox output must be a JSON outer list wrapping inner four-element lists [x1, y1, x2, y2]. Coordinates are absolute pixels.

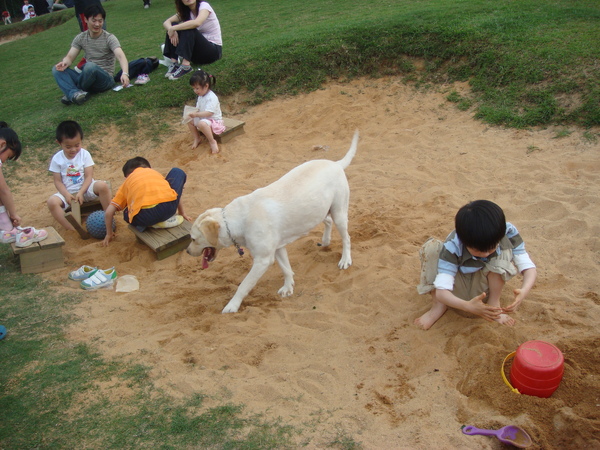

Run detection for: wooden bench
[[129, 220, 192, 260], [217, 117, 245, 144], [10, 227, 65, 274]]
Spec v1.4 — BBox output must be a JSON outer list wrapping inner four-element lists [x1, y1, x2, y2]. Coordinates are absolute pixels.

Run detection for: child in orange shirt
[[102, 157, 192, 246]]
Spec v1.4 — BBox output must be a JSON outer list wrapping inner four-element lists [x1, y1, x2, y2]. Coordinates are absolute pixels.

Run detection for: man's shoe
[[73, 91, 89, 105], [61, 95, 72, 105], [169, 64, 193, 80]]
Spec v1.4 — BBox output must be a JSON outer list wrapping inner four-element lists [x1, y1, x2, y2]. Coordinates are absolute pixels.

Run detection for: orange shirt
[[111, 168, 177, 220]]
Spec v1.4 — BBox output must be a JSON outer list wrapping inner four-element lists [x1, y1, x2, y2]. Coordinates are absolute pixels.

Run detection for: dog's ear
[[200, 218, 220, 247]]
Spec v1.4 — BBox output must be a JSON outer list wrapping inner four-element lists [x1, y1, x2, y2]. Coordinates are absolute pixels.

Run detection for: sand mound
[[20, 78, 600, 448]]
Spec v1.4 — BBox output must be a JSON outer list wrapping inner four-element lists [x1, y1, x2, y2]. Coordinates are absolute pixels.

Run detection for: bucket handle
[[501, 351, 521, 394]]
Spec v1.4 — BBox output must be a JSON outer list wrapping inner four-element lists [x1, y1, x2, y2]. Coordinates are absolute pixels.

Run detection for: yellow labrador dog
[[187, 131, 359, 313]]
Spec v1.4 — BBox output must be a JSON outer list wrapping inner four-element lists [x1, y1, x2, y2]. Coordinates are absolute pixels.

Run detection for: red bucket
[[508, 340, 564, 398]]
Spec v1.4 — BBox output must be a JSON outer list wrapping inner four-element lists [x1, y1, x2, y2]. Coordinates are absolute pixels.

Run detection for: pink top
[[191, 2, 222, 46]]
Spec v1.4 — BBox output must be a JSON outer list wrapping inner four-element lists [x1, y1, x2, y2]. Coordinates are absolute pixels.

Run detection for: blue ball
[[86, 210, 116, 240], [0, 325, 6, 340]]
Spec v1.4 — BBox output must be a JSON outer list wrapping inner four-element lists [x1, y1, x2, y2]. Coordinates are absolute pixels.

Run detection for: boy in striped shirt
[[415, 200, 537, 330]]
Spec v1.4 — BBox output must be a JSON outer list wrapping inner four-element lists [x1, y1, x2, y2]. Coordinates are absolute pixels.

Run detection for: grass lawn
[[0, 0, 599, 447]]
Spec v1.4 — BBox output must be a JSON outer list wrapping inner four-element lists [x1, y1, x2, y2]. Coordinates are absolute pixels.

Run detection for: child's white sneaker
[[80, 267, 118, 290], [135, 74, 150, 85], [0, 227, 23, 244], [15, 227, 48, 248], [69, 265, 98, 281], [151, 215, 184, 229]]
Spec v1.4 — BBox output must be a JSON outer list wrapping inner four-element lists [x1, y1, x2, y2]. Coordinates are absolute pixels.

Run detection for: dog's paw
[[338, 257, 352, 270], [222, 303, 240, 313], [278, 284, 294, 297]]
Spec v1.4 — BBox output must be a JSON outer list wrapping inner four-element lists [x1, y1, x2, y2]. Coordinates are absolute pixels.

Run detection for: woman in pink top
[[162, 0, 222, 80]]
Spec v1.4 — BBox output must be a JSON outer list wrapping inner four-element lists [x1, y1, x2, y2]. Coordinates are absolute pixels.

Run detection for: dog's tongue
[[202, 249, 210, 269]]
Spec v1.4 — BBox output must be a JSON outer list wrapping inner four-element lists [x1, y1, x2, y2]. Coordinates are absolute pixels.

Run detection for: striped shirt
[[71, 30, 121, 75], [434, 222, 536, 291]]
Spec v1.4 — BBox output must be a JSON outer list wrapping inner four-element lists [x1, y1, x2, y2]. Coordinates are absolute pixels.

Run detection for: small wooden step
[[129, 220, 192, 260], [217, 117, 245, 144]]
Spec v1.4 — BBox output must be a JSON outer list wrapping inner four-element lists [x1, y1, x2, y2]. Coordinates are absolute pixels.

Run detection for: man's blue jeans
[[52, 61, 115, 101]]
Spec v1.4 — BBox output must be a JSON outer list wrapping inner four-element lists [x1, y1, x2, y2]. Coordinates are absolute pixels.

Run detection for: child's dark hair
[[455, 200, 506, 252], [0, 123, 22, 161], [84, 3, 106, 19], [122, 157, 151, 177], [56, 120, 84, 142], [189, 69, 216, 89]]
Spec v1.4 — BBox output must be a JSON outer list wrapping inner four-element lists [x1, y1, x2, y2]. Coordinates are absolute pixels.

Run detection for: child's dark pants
[[125, 168, 187, 232]]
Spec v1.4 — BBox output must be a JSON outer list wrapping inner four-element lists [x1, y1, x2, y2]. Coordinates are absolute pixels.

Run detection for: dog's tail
[[336, 130, 359, 170]]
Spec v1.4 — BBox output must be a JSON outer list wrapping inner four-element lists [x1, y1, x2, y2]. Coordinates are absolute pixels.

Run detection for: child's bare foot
[[494, 313, 515, 326], [414, 301, 447, 330], [209, 141, 219, 154], [191, 138, 201, 149]]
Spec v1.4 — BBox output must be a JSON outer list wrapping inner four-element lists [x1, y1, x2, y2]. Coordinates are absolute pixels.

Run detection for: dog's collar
[[222, 208, 244, 257]]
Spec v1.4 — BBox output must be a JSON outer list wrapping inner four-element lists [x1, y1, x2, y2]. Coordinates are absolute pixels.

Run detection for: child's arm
[[436, 289, 503, 322], [190, 110, 214, 119], [53, 172, 75, 205], [177, 199, 193, 222], [0, 166, 21, 227], [102, 203, 118, 247], [75, 166, 95, 205], [504, 267, 537, 313]]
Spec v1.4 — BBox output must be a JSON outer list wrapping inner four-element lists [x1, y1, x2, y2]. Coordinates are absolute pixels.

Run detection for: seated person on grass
[[415, 200, 537, 330], [102, 157, 192, 247], [47, 120, 111, 236], [52, 3, 130, 105]]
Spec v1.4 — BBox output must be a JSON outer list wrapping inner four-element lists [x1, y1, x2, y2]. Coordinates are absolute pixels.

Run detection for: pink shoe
[[0, 227, 24, 244], [15, 227, 49, 248]]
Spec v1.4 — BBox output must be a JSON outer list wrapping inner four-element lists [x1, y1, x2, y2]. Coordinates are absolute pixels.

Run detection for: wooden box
[[129, 220, 192, 260], [217, 118, 245, 144], [10, 227, 65, 274]]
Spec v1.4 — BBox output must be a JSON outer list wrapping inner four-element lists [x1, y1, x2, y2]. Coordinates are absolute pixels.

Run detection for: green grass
[[1, 0, 599, 446], [0, 0, 599, 163]]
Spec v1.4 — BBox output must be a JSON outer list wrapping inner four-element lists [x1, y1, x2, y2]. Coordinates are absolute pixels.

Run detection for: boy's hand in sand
[[102, 230, 114, 247], [465, 292, 502, 322], [503, 268, 537, 313], [504, 288, 526, 313]]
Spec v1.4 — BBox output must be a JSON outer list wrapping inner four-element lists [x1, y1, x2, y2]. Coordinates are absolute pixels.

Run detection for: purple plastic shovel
[[462, 425, 533, 448]]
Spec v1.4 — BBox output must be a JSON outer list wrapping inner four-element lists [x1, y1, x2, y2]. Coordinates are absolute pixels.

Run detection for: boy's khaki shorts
[[417, 238, 517, 301]]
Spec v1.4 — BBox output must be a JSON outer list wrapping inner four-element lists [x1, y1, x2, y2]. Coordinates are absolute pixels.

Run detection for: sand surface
[[16, 77, 600, 448]]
